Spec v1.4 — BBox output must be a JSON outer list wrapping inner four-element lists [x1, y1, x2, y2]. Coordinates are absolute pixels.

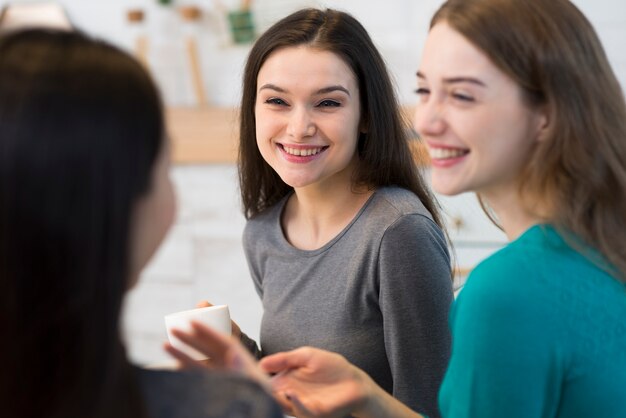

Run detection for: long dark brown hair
[[0, 29, 163, 417], [238, 8, 443, 229], [432, 0, 626, 280]]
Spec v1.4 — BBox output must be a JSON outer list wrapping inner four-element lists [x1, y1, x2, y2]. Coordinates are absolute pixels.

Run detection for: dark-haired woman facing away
[[229, 8, 453, 417], [0, 29, 282, 418]]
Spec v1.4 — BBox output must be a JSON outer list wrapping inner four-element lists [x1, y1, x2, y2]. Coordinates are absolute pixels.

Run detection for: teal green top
[[438, 224, 626, 418]]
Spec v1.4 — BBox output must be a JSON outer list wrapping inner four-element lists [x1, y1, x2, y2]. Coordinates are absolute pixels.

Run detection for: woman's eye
[[415, 88, 430, 103], [265, 97, 288, 106], [317, 99, 341, 107], [452, 93, 475, 102]]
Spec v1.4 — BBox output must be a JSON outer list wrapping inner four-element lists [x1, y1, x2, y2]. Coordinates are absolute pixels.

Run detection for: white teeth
[[429, 147, 468, 160], [283, 146, 323, 156]]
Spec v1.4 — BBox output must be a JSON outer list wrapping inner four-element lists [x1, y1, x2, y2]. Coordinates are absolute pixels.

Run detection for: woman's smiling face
[[414, 22, 546, 198], [254, 46, 363, 190]]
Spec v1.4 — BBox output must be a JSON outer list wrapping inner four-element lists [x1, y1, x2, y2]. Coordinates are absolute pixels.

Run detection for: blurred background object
[[0, 2, 72, 31], [127, 8, 149, 68], [227, 0, 255, 44], [180, 5, 208, 106]]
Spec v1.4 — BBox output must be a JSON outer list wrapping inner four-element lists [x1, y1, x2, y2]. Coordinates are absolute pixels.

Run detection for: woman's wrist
[[352, 367, 383, 417]]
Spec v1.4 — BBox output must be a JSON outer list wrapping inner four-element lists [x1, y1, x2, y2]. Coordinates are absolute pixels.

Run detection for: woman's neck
[[481, 187, 546, 241], [282, 181, 374, 250]]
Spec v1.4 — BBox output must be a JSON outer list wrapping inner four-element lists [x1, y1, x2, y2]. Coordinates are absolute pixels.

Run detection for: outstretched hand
[[164, 321, 269, 390], [260, 347, 373, 418]]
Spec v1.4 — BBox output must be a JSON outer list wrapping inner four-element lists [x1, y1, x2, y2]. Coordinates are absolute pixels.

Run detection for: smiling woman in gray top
[[231, 8, 454, 418]]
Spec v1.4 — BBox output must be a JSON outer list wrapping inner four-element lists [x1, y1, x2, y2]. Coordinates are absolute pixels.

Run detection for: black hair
[[0, 29, 163, 417]]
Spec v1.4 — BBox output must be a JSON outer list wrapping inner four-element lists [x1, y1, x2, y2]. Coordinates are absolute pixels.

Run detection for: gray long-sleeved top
[[241, 186, 453, 417]]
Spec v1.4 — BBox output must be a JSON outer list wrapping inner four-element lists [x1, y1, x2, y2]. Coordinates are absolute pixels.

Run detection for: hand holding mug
[[164, 304, 231, 360], [164, 320, 271, 391], [196, 300, 243, 340]]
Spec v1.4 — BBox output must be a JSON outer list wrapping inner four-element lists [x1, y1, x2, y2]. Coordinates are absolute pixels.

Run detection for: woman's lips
[[428, 145, 470, 168], [278, 143, 329, 163]]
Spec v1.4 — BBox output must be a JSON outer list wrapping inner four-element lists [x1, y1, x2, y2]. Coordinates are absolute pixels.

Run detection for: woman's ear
[[535, 106, 550, 142]]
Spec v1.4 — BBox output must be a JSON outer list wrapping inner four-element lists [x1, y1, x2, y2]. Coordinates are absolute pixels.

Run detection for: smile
[[278, 144, 329, 160], [428, 147, 469, 160], [283, 146, 325, 156]]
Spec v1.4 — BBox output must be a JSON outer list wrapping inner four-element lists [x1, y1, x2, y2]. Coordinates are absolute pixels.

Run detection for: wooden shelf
[[167, 106, 239, 164]]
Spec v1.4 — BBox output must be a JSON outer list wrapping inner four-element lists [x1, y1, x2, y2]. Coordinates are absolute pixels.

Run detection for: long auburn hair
[[432, 0, 626, 280], [239, 8, 443, 229], [0, 29, 163, 417]]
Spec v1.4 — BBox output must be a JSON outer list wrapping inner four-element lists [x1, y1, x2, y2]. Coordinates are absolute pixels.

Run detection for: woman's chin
[[431, 179, 467, 197]]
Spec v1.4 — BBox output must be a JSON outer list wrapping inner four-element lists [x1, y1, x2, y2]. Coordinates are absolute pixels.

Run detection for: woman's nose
[[413, 100, 446, 138], [286, 107, 316, 139]]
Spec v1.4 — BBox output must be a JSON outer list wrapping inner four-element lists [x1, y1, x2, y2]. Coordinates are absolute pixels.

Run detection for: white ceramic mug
[[164, 304, 231, 360]]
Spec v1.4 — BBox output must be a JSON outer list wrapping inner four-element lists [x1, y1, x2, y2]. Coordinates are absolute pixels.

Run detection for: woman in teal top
[[439, 224, 626, 417], [166, 0, 626, 417]]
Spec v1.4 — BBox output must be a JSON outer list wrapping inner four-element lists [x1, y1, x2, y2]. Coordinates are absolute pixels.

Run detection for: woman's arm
[[377, 214, 453, 416]]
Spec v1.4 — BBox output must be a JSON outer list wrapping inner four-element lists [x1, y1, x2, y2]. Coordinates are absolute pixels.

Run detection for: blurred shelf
[[167, 106, 239, 164]]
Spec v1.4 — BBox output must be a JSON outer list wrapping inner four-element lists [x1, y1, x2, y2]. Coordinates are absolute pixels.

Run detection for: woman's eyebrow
[[416, 71, 486, 87], [314, 85, 350, 96], [258, 83, 287, 93], [258, 84, 351, 96], [442, 77, 486, 87]]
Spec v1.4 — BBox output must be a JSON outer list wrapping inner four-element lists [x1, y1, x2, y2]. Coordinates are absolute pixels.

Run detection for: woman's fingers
[[170, 323, 228, 363], [195, 300, 212, 308], [166, 321, 272, 390], [190, 320, 232, 351], [260, 346, 315, 374], [163, 342, 203, 370]]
